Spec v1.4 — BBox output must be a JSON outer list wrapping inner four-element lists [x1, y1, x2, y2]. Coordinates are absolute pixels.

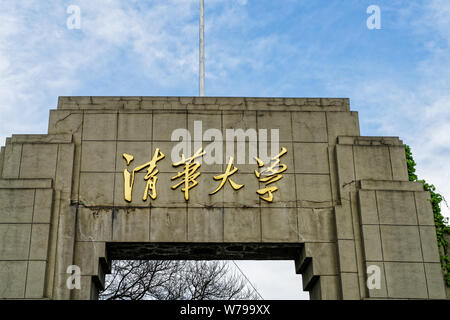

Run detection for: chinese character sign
[[171, 148, 206, 201], [254, 147, 287, 202], [121, 147, 288, 203], [122, 148, 165, 202]]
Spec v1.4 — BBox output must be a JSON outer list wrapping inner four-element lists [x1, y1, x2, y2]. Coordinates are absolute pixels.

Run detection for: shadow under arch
[[85, 242, 325, 300]]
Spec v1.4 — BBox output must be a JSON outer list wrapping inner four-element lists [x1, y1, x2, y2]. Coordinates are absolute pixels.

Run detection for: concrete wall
[[0, 97, 447, 299]]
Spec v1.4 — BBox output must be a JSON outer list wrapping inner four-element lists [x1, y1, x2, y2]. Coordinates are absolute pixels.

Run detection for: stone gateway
[[0, 96, 447, 300]]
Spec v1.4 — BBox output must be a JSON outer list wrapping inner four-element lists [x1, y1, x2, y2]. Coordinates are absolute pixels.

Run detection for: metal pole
[[199, 0, 205, 96]]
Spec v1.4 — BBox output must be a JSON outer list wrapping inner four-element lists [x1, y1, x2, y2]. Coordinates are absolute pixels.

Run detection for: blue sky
[[1, 0, 449, 299]]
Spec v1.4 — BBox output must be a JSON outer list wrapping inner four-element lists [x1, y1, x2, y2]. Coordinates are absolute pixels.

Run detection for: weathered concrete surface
[[0, 96, 447, 300]]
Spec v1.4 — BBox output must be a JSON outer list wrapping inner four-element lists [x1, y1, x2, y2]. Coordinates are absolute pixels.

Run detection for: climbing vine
[[405, 145, 450, 286]]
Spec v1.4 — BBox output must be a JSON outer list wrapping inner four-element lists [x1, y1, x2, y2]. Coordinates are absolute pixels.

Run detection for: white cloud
[[0, 0, 202, 146], [396, 1, 450, 219], [0, 0, 288, 146]]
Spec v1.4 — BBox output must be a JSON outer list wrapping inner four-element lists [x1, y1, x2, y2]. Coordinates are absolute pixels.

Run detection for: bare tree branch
[[99, 260, 260, 300]]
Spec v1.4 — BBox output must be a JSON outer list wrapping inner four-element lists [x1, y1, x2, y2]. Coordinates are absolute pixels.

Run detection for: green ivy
[[405, 145, 450, 286]]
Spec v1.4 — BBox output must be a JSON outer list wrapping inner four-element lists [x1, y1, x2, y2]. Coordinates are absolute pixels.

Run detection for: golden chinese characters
[[254, 147, 288, 202], [122, 148, 165, 202], [171, 148, 206, 201], [210, 156, 244, 195], [122, 146, 288, 203]]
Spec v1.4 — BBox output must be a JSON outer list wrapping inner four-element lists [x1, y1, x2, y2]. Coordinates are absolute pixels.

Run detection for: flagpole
[[199, 0, 205, 96]]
